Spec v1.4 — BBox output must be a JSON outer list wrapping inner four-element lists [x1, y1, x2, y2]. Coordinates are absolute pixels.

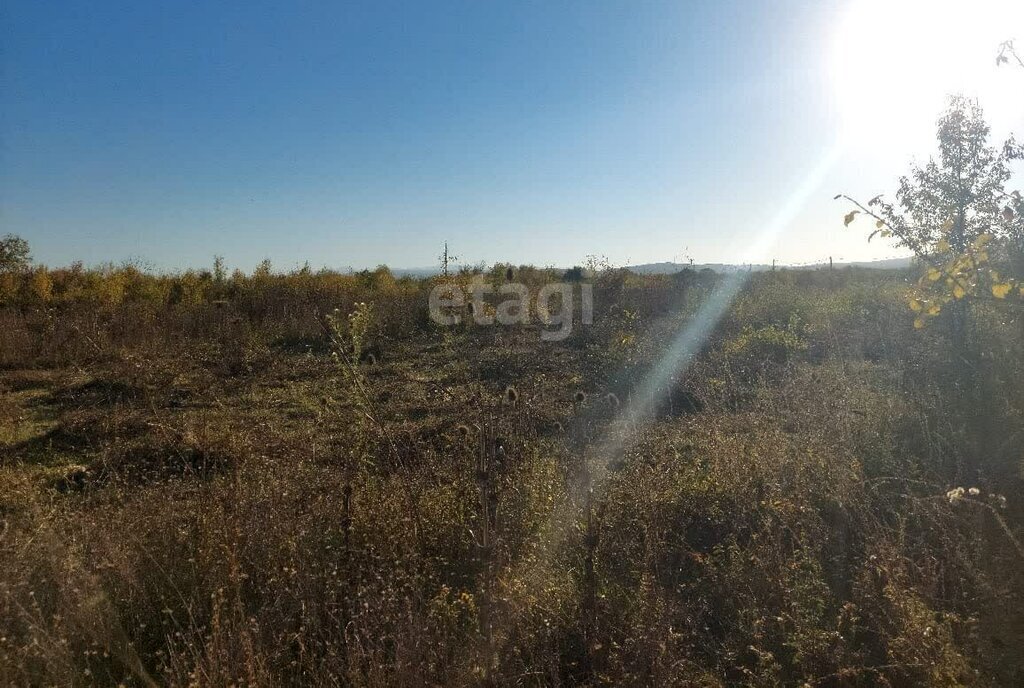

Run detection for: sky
[[2, 0, 1022, 272]]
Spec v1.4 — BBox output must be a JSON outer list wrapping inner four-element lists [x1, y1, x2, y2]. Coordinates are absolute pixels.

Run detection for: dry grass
[[1, 265, 1023, 686]]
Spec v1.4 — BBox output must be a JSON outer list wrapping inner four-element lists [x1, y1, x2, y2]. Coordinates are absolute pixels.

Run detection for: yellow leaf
[[876, 219, 885, 228], [952, 284, 965, 299], [941, 219, 955, 233], [936, 239, 950, 252], [927, 268, 941, 281], [992, 282, 1012, 299], [914, 317, 926, 329], [909, 299, 923, 312], [844, 211, 859, 227], [927, 304, 941, 315]]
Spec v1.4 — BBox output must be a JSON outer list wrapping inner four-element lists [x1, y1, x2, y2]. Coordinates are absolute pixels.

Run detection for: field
[[1, 263, 1023, 686]]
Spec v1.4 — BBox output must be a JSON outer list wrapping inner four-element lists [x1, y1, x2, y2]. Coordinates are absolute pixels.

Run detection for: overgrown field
[[2, 264, 1023, 686]]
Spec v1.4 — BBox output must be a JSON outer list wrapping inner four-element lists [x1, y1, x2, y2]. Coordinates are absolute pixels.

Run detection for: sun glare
[[832, 0, 1024, 155]]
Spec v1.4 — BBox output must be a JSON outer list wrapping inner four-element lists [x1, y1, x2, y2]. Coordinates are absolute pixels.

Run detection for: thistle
[[574, 390, 587, 404], [504, 385, 519, 405]]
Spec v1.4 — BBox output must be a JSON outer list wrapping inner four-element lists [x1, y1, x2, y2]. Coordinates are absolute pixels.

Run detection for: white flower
[[946, 487, 965, 504], [968, 487, 980, 496]]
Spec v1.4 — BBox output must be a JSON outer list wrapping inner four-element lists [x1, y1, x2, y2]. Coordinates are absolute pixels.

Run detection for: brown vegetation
[[1, 261, 1023, 686]]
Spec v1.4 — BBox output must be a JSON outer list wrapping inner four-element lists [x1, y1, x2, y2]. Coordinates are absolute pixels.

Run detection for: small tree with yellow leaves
[[839, 96, 1023, 339]]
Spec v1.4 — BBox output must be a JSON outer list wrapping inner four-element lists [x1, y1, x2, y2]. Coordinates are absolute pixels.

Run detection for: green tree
[[874, 97, 1015, 254], [0, 234, 31, 272], [840, 97, 1023, 332], [213, 255, 227, 283]]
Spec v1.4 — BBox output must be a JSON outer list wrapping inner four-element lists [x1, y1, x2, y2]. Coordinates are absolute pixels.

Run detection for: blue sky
[[2, 1, 1021, 271]]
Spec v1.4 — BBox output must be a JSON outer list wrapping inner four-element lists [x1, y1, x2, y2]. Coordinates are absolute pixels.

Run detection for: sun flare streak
[[594, 141, 847, 465]]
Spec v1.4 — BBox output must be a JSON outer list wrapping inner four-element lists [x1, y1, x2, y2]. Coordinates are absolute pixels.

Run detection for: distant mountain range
[[369, 256, 913, 278], [626, 257, 913, 274]]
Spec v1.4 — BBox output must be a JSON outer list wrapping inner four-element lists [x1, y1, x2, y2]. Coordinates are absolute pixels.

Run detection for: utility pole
[[439, 241, 459, 278]]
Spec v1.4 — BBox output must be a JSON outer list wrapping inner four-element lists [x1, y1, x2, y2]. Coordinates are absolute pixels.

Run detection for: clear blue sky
[[2, 1, 1020, 271]]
